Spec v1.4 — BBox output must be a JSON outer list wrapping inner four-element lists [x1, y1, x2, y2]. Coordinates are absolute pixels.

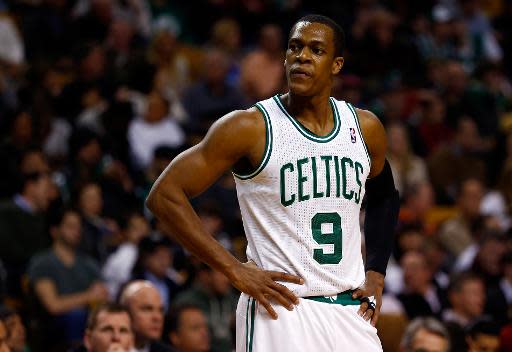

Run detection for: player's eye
[[313, 47, 324, 55]]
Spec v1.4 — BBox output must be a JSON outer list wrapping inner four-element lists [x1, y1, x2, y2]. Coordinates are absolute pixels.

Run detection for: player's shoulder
[[212, 106, 265, 134], [352, 107, 385, 139], [204, 106, 266, 149]]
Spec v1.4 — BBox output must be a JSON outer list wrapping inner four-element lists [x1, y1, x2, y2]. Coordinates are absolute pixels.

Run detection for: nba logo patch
[[349, 128, 356, 143]]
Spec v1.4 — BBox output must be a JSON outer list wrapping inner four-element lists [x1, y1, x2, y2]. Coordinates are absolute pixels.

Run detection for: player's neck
[[282, 91, 333, 129]]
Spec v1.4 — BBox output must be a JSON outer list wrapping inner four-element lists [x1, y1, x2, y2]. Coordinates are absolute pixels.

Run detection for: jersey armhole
[[346, 102, 372, 170], [232, 103, 273, 180]]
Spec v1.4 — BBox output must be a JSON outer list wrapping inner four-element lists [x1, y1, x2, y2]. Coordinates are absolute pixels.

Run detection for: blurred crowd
[[0, 0, 512, 351]]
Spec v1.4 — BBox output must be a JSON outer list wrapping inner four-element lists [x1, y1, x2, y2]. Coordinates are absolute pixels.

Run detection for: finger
[[257, 294, 278, 320], [352, 288, 364, 299], [357, 300, 368, 316], [270, 282, 300, 305], [268, 271, 304, 285], [371, 298, 382, 327], [370, 306, 380, 326], [362, 305, 374, 321], [266, 287, 294, 311]]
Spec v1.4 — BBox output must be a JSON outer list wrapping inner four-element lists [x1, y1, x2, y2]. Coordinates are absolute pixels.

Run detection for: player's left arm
[[351, 108, 400, 326]]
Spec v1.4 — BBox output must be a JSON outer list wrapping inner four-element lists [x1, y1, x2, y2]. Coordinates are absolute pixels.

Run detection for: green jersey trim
[[233, 103, 273, 180], [273, 95, 341, 143], [347, 102, 371, 168], [304, 290, 361, 306]]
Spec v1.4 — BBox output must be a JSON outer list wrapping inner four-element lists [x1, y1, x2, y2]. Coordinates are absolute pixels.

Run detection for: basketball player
[[147, 15, 399, 351]]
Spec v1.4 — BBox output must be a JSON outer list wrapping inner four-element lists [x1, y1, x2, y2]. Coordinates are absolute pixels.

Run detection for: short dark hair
[[467, 318, 500, 338], [290, 14, 345, 57], [448, 271, 482, 293], [166, 304, 204, 334], [87, 303, 131, 330], [48, 206, 80, 228]]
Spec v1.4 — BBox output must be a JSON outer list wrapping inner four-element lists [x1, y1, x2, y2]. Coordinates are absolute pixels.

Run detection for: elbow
[[145, 182, 162, 214], [145, 190, 157, 213]]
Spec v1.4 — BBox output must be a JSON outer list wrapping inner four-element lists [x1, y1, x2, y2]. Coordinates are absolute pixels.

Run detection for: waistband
[[304, 290, 360, 306]]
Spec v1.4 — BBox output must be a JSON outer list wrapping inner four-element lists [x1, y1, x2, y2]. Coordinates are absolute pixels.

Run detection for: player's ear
[[284, 58, 287, 67], [332, 57, 344, 75]]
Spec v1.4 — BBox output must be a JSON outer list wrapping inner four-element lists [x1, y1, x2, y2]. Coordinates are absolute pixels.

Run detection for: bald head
[[119, 281, 165, 344], [119, 281, 155, 306]]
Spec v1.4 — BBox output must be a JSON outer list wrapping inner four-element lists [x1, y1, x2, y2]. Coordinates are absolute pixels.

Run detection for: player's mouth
[[290, 67, 312, 79]]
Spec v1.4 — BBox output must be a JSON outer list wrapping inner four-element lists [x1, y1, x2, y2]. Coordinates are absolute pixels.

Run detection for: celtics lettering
[[280, 156, 364, 207]]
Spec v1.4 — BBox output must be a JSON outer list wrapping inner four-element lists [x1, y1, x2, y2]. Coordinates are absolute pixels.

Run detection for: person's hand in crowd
[[87, 282, 110, 303]]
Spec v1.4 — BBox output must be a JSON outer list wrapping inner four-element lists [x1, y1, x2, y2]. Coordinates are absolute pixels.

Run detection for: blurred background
[[0, 0, 511, 351]]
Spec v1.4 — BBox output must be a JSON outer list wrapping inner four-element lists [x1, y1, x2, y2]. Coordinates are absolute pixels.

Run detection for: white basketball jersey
[[233, 95, 371, 297]]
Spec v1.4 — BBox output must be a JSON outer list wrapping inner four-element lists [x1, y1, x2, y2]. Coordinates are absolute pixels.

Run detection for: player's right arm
[[146, 108, 303, 319]]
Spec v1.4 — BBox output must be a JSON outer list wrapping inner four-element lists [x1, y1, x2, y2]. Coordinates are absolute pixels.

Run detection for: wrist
[[365, 270, 385, 287], [221, 259, 244, 282]]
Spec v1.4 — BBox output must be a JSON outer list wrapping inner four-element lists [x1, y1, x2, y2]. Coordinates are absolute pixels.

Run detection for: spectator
[[437, 178, 484, 257], [127, 90, 185, 170], [459, 0, 503, 64], [397, 182, 436, 236], [400, 317, 450, 352], [209, 18, 242, 86], [167, 304, 210, 352], [83, 303, 134, 352], [415, 5, 457, 63], [102, 212, 151, 299], [442, 271, 487, 347], [150, 15, 197, 98], [0, 149, 52, 297], [397, 250, 445, 319], [413, 90, 454, 156], [173, 265, 237, 352], [387, 122, 429, 195], [27, 207, 109, 350], [428, 118, 486, 204], [66, 128, 104, 191], [119, 281, 173, 352], [131, 236, 182, 311], [0, 306, 28, 352], [77, 182, 116, 263], [240, 24, 284, 102], [466, 318, 501, 352], [57, 43, 108, 123]]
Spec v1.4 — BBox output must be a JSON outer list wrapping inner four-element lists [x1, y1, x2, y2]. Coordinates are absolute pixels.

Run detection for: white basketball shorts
[[236, 291, 382, 352]]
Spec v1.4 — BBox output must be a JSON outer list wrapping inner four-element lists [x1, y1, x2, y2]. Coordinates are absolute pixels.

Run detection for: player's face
[[285, 21, 343, 96]]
